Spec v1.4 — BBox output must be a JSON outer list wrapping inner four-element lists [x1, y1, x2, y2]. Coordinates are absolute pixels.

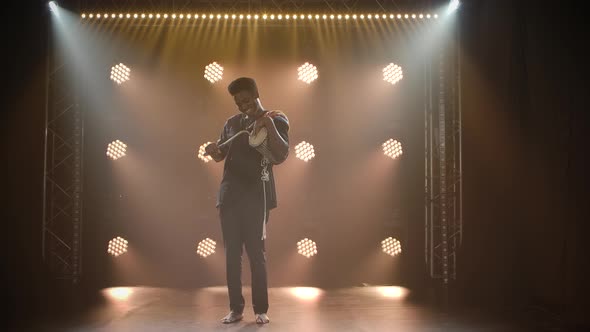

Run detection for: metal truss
[[76, 0, 437, 13], [42, 25, 84, 283], [425, 26, 462, 288]]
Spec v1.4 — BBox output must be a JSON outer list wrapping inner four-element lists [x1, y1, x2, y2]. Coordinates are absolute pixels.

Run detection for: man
[[204, 77, 289, 324]]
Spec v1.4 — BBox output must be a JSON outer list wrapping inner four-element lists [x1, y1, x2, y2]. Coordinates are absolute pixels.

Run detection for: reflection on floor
[[34, 286, 527, 331]]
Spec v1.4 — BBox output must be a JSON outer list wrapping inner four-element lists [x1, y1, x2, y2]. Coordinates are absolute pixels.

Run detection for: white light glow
[[198, 142, 213, 163], [447, 0, 460, 14], [297, 238, 318, 258], [290, 287, 323, 300], [48, 1, 58, 12], [382, 139, 403, 159], [297, 62, 319, 84], [383, 63, 404, 85], [204, 62, 223, 83], [381, 237, 402, 257], [110, 63, 131, 85], [106, 140, 127, 160], [196, 238, 217, 258], [295, 141, 315, 162], [107, 237, 129, 257], [106, 287, 133, 301], [376, 286, 409, 299]]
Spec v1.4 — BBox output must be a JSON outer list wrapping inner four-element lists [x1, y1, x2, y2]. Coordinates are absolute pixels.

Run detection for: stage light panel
[[297, 62, 318, 84], [110, 63, 131, 85], [381, 237, 402, 257], [383, 63, 403, 85], [297, 238, 318, 258], [295, 141, 315, 162], [106, 140, 127, 160], [382, 139, 403, 159], [107, 237, 128, 257], [198, 142, 214, 163], [204, 62, 223, 83], [196, 238, 216, 258]]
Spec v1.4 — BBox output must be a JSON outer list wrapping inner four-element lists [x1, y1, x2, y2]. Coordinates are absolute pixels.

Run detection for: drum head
[[249, 127, 268, 147]]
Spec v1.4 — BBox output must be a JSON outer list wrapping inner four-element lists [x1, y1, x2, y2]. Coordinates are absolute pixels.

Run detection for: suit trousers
[[219, 196, 269, 314]]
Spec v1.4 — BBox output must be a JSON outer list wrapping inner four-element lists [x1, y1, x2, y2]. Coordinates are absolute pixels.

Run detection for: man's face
[[233, 90, 259, 117]]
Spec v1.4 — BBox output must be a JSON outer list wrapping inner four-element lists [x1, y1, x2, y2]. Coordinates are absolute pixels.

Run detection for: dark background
[[3, 0, 588, 330]]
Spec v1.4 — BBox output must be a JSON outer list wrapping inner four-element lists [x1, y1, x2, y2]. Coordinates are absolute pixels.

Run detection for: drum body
[[249, 127, 277, 164]]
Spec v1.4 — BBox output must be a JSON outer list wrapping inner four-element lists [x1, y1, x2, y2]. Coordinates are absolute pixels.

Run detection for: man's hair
[[228, 77, 259, 97]]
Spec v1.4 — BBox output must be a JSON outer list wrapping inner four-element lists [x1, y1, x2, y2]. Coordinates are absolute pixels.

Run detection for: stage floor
[[31, 286, 529, 331]]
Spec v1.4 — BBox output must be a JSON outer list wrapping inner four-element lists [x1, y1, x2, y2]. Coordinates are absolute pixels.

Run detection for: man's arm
[[204, 120, 230, 162]]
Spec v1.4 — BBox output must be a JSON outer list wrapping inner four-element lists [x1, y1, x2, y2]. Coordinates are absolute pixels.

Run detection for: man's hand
[[253, 112, 276, 135], [204, 142, 224, 161]]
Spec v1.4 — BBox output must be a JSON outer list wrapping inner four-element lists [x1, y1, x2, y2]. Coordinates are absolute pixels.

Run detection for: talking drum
[[248, 127, 278, 164]]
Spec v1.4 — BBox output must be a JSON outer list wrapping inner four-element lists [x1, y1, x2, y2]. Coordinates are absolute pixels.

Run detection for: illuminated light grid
[[81, 13, 439, 21], [297, 62, 318, 84], [383, 63, 403, 85], [198, 142, 213, 163], [297, 238, 318, 258], [107, 237, 129, 257], [196, 238, 217, 258], [110, 63, 131, 85], [381, 237, 402, 257], [382, 139, 403, 159], [204, 62, 223, 83], [295, 141, 315, 162], [106, 140, 127, 160]]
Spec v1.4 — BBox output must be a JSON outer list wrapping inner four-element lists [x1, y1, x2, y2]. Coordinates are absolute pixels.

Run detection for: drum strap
[[260, 157, 270, 240]]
